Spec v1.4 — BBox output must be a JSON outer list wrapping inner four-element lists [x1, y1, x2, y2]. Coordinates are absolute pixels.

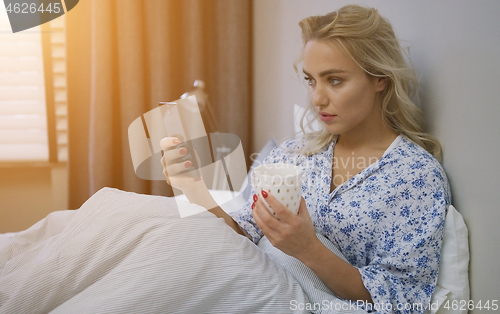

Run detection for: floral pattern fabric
[[229, 135, 451, 313]]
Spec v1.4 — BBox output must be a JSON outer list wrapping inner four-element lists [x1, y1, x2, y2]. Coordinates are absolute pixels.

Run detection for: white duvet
[[0, 188, 364, 314]]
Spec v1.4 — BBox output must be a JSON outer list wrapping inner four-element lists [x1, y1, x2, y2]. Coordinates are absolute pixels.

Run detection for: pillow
[[238, 137, 278, 201], [426, 205, 470, 314]]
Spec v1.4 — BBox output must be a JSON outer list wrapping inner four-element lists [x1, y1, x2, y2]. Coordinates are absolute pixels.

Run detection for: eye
[[328, 77, 342, 86], [304, 76, 316, 86]]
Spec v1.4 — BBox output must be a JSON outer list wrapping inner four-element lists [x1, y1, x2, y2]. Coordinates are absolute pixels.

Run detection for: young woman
[[162, 4, 451, 313]]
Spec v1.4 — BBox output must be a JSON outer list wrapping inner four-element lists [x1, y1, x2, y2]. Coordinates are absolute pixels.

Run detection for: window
[[0, 9, 67, 163]]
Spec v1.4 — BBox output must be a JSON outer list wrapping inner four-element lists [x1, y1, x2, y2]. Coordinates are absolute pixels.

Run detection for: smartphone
[[128, 95, 245, 189], [159, 96, 211, 178]]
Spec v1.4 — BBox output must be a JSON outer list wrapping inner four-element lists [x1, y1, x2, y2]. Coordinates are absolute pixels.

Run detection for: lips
[[319, 111, 336, 122]]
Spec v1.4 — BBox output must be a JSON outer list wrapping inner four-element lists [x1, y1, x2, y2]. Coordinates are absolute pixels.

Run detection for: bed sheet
[[173, 189, 247, 213], [0, 188, 311, 313]]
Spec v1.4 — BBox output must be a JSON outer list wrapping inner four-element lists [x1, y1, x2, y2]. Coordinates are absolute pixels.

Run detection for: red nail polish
[[261, 190, 268, 198], [253, 194, 258, 202], [252, 203, 255, 209]]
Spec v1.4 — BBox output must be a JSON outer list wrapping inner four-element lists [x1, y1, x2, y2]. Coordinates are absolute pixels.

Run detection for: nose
[[311, 84, 329, 108]]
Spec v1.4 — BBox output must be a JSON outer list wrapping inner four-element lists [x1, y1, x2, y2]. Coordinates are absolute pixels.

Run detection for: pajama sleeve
[[357, 169, 450, 314]]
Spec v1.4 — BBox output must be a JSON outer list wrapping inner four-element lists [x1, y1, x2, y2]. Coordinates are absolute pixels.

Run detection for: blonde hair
[[295, 5, 442, 161]]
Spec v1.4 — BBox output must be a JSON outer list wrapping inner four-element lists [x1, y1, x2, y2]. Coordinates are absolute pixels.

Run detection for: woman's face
[[302, 40, 386, 137]]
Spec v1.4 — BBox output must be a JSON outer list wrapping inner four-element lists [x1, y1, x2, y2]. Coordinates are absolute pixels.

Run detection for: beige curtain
[[66, 0, 252, 209]]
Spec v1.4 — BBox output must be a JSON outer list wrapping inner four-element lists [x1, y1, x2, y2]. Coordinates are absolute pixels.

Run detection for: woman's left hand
[[252, 192, 320, 261]]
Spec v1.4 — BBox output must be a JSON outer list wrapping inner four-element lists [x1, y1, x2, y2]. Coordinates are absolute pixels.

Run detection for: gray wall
[[253, 0, 500, 306]]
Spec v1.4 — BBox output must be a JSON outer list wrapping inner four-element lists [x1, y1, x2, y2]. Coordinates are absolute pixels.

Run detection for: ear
[[375, 77, 388, 92]]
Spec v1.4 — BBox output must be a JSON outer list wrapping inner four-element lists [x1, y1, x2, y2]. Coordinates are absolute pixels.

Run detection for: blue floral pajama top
[[230, 135, 451, 313]]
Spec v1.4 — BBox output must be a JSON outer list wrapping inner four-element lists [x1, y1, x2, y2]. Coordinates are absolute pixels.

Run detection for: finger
[[297, 197, 313, 225], [160, 137, 181, 151], [163, 146, 188, 165], [193, 149, 202, 168], [264, 192, 295, 224], [166, 160, 194, 177], [159, 155, 171, 184], [297, 197, 311, 220], [253, 198, 281, 232], [253, 202, 274, 235]]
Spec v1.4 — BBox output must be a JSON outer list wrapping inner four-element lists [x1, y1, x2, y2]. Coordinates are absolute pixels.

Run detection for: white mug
[[251, 163, 302, 216]]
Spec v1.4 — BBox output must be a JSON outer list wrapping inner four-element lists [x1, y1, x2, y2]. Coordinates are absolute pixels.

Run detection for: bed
[[0, 185, 469, 314], [0, 98, 470, 313], [0, 187, 362, 314]]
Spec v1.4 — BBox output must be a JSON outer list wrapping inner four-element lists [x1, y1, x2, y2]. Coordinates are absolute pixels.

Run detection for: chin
[[323, 125, 342, 135]]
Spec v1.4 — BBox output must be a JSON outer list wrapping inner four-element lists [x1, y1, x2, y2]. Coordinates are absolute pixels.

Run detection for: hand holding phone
[[160, 136, 201, 190], [159, 99, 206, 179]]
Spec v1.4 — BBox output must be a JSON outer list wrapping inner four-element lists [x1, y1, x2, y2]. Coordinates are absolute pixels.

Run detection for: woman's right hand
[[160, 137, 202, 192], [160, 137, 228, 218]]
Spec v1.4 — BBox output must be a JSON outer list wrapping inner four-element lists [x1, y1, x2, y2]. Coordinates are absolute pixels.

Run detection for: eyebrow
[[303, 69, 346, 77]]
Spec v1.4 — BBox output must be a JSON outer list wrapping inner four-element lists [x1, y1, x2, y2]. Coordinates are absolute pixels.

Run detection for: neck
[[336, 107, 398, 152]]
